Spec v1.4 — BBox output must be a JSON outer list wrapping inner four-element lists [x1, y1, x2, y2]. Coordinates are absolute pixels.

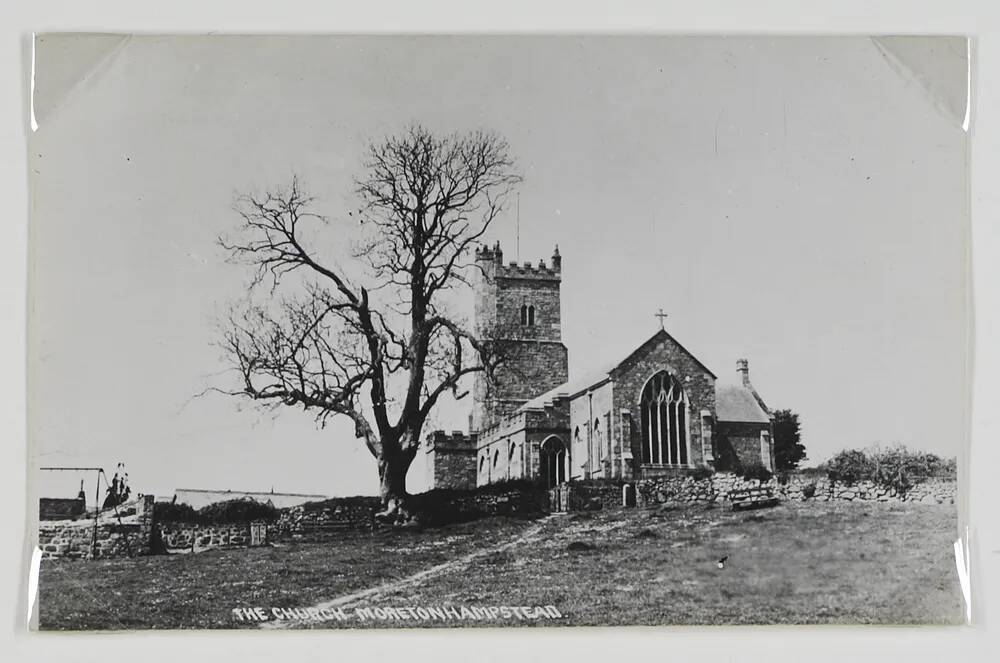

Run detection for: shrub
[[739, 462, 773, 484], [823, 445, 956, 495], [824, 449, 874, 486], [197, 498, 279, 524], [153, 501, 199, 523], [297, 495, 381, 513], [801, 482, 817, 499], [409, 478, 549, 526]]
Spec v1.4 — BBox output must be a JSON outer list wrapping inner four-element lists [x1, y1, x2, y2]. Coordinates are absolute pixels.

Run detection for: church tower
[[471, 242, 569, 432]]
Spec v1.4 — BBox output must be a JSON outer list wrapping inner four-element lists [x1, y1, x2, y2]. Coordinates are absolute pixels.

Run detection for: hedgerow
[[823, 444, 956, 494]]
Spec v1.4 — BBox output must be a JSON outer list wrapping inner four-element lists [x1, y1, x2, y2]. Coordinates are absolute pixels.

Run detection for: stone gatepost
[[250, 521, 267, 546]]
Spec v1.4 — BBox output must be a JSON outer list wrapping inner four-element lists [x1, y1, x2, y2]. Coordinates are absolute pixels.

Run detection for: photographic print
[[28, 34, 969, 630]]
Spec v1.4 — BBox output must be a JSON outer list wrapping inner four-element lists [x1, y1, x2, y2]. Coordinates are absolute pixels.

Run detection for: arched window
[[593, 418, 603, 469], [508, 441, 517, 480], [520, 304, 528, 325], [479, 455, 486, 475], [639, 371, 689, 466], [528, 305, 535, 326], [493, 449, 500, 470]]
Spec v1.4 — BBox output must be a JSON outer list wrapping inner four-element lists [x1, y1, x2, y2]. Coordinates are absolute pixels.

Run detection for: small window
[[520, 304, 527, 325], [528, 305, 535, 326], [595, 418, 604, 461]]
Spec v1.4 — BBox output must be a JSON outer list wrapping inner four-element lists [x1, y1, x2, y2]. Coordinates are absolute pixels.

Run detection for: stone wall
[[547, 472, 957, 512], [38, 494, 155, 560], [156, 522, 268, 552], [413, 482, 549, 526], [550, 481, 625, 512], [425, 430, 477, 490], [634, 472, 957, 506], [272, 497, 381, 540], [715, 421, 771, 472]]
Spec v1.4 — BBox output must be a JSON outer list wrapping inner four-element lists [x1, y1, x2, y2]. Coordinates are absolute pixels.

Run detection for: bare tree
[[217, 126, 521, 521]]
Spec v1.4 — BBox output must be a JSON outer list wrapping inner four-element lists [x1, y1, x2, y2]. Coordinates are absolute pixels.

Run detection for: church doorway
[[539, 436, 567, 488]]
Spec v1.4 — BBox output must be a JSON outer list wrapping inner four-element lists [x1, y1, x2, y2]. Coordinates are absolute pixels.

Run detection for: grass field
[[37, 500, 964, 630]]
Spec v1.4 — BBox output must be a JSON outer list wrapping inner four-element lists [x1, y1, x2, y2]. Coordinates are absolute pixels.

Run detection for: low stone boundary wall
[[38, 494, 155, 560], [413, 484, 549, 525], [549, 482, 624, 512], [156, 521, 268, 552], [273, 497, 381, 540], [546, 472, 956, 512], [635, 472, 956, 507]]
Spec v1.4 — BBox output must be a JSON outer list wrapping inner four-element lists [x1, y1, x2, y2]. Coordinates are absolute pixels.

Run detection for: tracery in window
[[639, 371, 689, 466]]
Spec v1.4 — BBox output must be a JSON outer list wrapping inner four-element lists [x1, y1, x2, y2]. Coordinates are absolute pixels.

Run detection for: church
[[425, 243, 776, 490]]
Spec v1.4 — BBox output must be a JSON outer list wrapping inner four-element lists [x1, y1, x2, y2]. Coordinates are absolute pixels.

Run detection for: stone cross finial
[[655, 308, 669, 330]]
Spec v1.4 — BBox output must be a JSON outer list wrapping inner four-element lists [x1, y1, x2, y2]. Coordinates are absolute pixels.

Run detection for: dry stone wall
[[635, 472, 957, 506], [37, 495, 155, 560], [273, 498, 381, 540], [549, 472, 956, 511], [156, 522, 265, 552]]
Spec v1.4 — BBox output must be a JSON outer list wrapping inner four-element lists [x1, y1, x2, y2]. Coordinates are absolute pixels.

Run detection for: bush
[[153, 501, 199, 523], [196, 498, 280, 524], [824, 449, 874, 486], [296, 495, 381, 513], [409, 478, 549, 526], [801, 482, 817, 499], [739, 462, 773, 484], [823, 445, 956, 495]]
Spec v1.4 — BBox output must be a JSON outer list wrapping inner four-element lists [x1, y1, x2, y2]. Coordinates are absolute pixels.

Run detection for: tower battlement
[[475, 242, 562, 278], [471, 241, 569, 432]]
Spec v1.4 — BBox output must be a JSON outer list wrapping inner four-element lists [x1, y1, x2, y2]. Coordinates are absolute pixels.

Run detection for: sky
[[28, 35, 969, 502]]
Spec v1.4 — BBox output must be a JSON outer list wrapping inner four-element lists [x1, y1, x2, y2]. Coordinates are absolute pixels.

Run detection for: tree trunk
[[375, 448, 415, 524]]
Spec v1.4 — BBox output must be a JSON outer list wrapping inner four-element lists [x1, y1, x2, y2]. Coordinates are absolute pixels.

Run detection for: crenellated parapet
[[425, 430, 477, 490], [475, 242, 562, 279]]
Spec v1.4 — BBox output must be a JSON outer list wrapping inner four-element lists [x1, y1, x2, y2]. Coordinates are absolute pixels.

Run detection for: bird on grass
[[716, 555, 729, 569]]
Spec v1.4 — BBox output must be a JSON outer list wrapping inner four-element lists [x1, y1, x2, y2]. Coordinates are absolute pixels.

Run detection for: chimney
[[494, 241, 503, 264], [737, 358, 750, 387], [551, 245, 562, 272]]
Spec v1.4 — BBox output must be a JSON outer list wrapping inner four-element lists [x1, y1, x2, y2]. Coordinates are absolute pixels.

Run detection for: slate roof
[[715, 384, 772, 423]]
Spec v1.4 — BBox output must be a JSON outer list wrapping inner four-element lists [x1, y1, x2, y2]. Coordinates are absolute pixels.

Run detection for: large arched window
[[528, 305, 535, 326], [639, 371, 689, 466], [520, 304, 528, 325], [508, 441, 517, 480]]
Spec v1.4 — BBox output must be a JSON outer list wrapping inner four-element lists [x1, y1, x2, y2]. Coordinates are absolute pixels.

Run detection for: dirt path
[[260, 515, 561, 629]]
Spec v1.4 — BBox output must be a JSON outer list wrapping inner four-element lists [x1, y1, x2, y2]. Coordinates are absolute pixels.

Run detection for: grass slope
[[38, 501, 963, 630]]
